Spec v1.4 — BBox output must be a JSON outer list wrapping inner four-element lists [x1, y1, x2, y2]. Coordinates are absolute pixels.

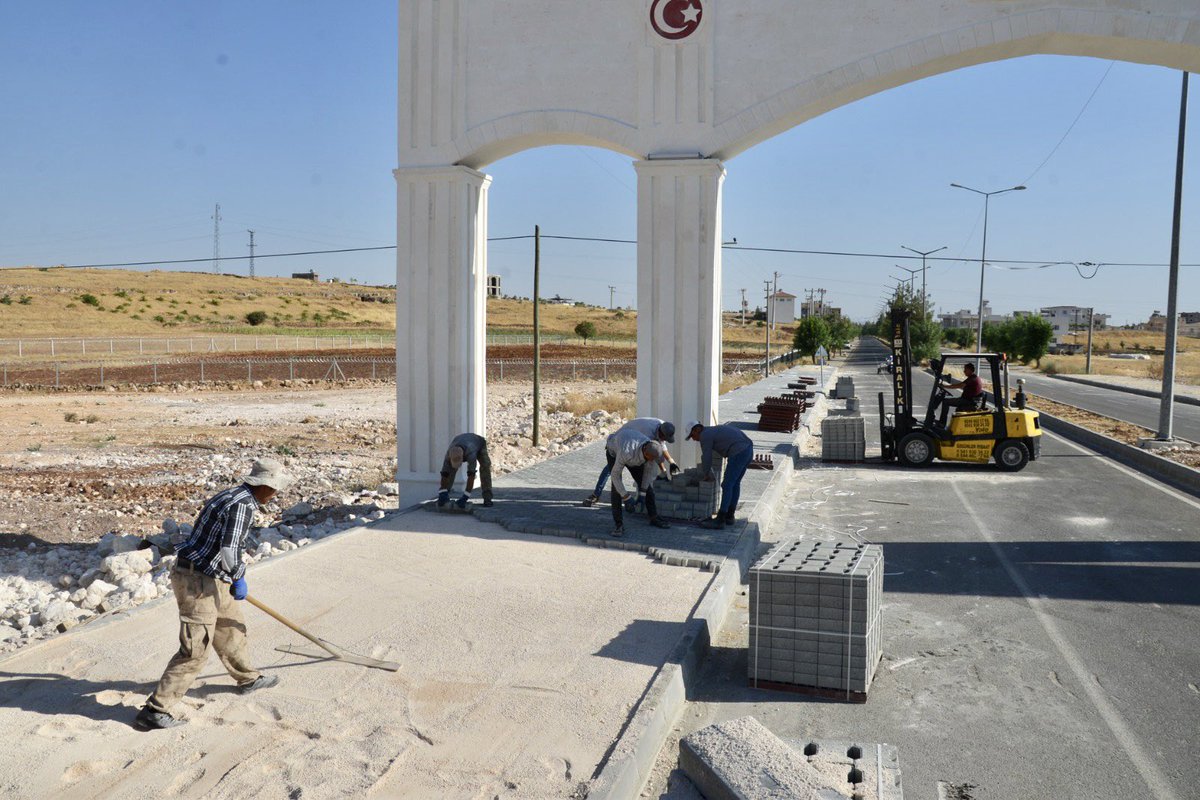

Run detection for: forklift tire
[[994, 439, 1030, 472], [897, 432, 936, 467]]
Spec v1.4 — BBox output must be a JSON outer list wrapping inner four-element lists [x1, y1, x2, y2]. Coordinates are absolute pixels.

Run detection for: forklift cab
[[926, 353, 1008, 427]]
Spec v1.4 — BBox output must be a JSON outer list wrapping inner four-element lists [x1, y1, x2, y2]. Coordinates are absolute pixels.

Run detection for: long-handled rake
[[246, 595, 401, 672]]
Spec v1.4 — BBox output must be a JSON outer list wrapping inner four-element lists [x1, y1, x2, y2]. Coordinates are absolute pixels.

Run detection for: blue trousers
[[719, 447, 753, 516], [592, 460, 613, 498]]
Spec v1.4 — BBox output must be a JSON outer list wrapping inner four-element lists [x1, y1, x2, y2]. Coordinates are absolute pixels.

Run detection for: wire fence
[[0, 352, 799, 390], [0, 334, 392, 358]]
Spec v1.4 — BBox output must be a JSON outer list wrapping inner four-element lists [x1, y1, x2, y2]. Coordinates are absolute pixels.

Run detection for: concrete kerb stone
[[1050, 373, 1200, 407], [588, 365, 838, 799], [1035, 407, 1200, 499]]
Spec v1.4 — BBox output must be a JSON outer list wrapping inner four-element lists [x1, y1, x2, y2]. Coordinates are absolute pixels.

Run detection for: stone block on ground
[[679, 716, 850, 800]]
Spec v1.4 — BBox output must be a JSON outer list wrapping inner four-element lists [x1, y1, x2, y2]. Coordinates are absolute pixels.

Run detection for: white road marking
[[1044, 430, 1200, 512], [951, 481, 1181, 800]]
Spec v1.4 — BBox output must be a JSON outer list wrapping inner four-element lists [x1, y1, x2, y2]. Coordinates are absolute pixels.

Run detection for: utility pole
[[533, 225, 541, 447], [608, 285, 616, 309], [818, 288, 827, 316], [1158, 70, 1188, 442], [1086, 307, 1094, 374], [740, 288, 747, 326], [211, 204, 222, 274], [247, 230, 256, 278], [771, 271, 780, 332], [763, 280, 773, 377]]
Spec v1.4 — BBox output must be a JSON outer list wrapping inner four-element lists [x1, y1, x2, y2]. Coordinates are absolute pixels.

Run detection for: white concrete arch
[[708, 9, 1200, 162], [394, 0, 1200, 503]]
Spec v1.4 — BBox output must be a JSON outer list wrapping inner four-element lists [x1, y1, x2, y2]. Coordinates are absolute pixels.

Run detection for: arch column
[[634, 158, 726, 466], [393, 165, 491, 505]]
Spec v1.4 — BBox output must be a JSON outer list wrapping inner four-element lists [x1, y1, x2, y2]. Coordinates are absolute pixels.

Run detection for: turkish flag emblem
[[650, 0, 702, 41]]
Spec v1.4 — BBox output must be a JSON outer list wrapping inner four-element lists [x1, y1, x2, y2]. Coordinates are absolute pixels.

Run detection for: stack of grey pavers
[[832, 375, 855, 399], [747, 538, 884, 696], [652, 465, 720, 521], [821, 415, 866, 462]]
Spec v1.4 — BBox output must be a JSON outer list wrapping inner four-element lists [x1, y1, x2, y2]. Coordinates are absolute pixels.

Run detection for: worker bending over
[[582, 418, 678, 506], [686, 421, 753, 530], [938, 362, 984, 425], [608, 430, 672, 537], [136, 458, 288, 730], [438, 432, 494, 509]]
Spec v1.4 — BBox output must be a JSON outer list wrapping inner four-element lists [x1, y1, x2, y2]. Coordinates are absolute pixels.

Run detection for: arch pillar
[[634, 158, 726, 466], [393, 165, 491, 505]]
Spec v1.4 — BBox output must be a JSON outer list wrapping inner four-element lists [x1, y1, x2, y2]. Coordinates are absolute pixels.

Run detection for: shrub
[[245, 310, 269, 326], [80, 294, 101, 307], [153, 314, 166, 323], [64, 412, 79, 423], [0, 295, 10, 305]]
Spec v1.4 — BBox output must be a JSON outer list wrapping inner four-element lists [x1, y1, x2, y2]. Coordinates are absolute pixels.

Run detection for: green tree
[[792, 316, 831, 362], [981, 316, 1054, 366], [880, 283, 940, 362], [574, 320, 597, 345], [245, 310, 268, 326], [827, 316, 856, 355]]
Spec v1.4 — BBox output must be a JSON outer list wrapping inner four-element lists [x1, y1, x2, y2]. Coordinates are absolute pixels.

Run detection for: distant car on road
[[877, 356, 893, 374]]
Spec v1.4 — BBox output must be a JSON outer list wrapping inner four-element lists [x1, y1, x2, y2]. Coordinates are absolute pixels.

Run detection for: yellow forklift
[[878, 310, 1042, 471]]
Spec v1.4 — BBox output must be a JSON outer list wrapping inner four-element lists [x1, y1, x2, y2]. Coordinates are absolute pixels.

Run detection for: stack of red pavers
[[756, 394, 806, 432]]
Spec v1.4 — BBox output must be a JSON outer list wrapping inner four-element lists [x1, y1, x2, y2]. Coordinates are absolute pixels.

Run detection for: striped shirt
[[175, 484, 259, 582]]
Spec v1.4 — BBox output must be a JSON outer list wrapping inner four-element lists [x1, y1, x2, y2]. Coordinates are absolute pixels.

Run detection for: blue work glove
[[669, 462, 681, 475], [230, 577, 248, 601], [624, 495, 639, 513]]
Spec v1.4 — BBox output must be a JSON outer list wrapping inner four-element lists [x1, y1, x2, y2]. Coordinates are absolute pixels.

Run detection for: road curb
[[588, 367, 837, 799], [1034, 408, 1200, 499], [1048, 374, 1200, 407]]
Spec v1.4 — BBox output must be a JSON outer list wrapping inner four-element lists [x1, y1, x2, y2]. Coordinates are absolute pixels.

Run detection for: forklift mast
[[889, 309, 914, 437]]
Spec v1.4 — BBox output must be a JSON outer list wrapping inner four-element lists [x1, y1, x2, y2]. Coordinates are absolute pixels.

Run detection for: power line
[[1022, 61, 1116, 186], [9, 232, 1198, 271]]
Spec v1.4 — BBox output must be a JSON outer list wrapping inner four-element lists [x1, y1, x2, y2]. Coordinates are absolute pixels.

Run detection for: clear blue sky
[[0, 2, 1195, 325]]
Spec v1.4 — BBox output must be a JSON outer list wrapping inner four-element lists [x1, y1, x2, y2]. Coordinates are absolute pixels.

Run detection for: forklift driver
[[937, 362, 984, 425]]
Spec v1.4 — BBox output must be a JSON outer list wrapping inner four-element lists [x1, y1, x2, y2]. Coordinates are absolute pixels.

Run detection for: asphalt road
[[1011, 371, 1200, 442], [654, 339, 1200, 800]]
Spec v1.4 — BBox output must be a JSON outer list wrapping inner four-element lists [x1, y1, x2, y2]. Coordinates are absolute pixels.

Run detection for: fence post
[[55, 364, 60, 388], [372, 361, 376, 380], [110, 339, 114, 354], [153, 362, 157, 383], [82, 339, 86, 355], [139, 339, 143, 354], [51, 339, 55, 356], [572, 361, 577, 380], [166, 339, 171, 354], [17, 340, 21, 357], [499, 361, 504, 381], [100, 364, 104, 386], [248, 361, 252, 382], [2, 364, 6, 385], [200, 361, 205, 382], [289, 359, 294, 380], [603, 362, 607, 381]]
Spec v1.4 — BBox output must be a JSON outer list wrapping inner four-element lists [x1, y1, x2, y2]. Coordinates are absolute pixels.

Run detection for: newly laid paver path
[[452, 363, 830, 570]]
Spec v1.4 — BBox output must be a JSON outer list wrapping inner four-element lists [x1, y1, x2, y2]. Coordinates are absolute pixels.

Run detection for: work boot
[[723, 509, 736, 525], [135, 706, 186, 730], [700, 517, 725, 530], [581, 494, 598, 507], [455, 494, 469, 509], [611, 525, 625, 538], [238, 674, 280, 695], [436, 490, 450, 508], [482, 498, 494, 508], [649, 518, 670, 530]]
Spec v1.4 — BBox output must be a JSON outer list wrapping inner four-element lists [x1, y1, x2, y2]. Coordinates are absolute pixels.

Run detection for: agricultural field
[[1039, 329, 1200, 384]]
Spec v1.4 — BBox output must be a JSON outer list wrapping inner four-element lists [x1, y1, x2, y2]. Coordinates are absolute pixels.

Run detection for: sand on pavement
[[0, 509, 711, 799]]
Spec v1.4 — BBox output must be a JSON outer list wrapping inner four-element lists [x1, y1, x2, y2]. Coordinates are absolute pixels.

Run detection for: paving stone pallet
[[821, 415, 867, 462], [748, 538, 884, 698]]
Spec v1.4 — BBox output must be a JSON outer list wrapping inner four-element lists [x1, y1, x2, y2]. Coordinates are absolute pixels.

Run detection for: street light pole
[[1157, 70, 1188, 442], [901, 245, 946, 319], [950, 183, 1026, 358]]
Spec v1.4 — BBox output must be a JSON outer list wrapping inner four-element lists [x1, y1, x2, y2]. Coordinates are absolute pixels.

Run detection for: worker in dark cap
[[438, 432, 494, 509], [581, 418, 679, 506]]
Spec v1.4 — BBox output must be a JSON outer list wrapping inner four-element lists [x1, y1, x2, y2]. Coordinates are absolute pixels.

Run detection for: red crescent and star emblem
[[650, 0, 702, 41]]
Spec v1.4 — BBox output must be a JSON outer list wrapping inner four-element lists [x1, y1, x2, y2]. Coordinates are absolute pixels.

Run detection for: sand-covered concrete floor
[[0, 510, 711, 799]]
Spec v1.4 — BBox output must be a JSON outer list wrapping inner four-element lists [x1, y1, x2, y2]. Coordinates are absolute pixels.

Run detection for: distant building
[[487, 274, 502, 298], [292, 271, 320, 281], [769, 291, 795, 325], [1146, 311, 1167, 332], [939, 301, 1004, 330], [1040, 306, 1109, 343]]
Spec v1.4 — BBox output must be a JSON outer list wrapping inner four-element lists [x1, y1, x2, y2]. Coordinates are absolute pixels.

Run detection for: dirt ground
[[1027, 393, 1200, 467], [0, 378, 633, 550]]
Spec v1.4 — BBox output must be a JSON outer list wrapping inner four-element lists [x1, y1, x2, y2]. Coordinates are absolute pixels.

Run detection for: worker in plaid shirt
[[136, 458, 291, 730]]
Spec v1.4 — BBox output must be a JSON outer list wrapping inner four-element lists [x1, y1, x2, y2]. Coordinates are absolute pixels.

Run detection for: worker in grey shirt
[[582, 418, 679, 506], [685, 420, 753, 529], [438, 432, 493, 509], [607, 429, 672, 536]]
